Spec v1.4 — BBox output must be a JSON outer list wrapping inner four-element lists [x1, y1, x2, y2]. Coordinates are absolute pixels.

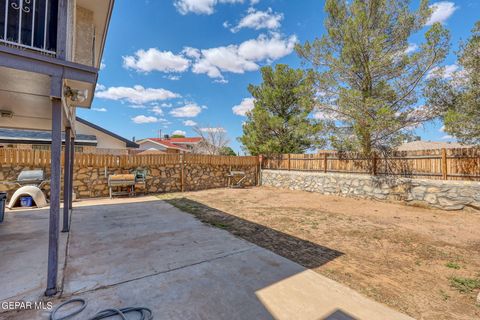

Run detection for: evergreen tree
[[239, 64, 325, 155], [296, 0, 450, 156], [425, 21, 480, 144]]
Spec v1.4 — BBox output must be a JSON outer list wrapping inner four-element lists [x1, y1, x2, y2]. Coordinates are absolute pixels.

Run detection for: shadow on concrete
[[323, 309, 358, 320], [164, 197, 343, 269]]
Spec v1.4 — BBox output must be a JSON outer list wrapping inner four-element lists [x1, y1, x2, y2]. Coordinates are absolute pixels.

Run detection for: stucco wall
[[74, 6, 95, 66], [0, 164, 257, 201], [261, 170, 480, 211], [75, 121, 128, 151]]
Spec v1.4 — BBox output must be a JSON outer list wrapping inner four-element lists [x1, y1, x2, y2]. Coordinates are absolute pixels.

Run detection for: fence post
[[372, 152, 377, 175], [288, 153, 291, 171], [180, 153, 185, 192], [323, 153, 328, 173], [441, 148, 448, 180], [257, 155, 263, 186]]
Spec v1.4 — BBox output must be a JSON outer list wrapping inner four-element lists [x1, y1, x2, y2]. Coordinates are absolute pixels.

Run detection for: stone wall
[[0, 164, 257, 201], [261, 170, 480, 211]]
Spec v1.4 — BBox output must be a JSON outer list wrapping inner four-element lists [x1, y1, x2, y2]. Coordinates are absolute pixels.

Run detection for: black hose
[[49, 299, 86, 320], [50, 299, 153, 320]]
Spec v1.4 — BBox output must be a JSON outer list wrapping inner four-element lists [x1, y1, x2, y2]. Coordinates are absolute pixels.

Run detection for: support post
[[69, 137, 74, 210], [45, 98, 62, 297], [62, 127, 71, 233], [441, 148, 448, 180], [287, 154, 291, 171], [56, 0, 68, 60]]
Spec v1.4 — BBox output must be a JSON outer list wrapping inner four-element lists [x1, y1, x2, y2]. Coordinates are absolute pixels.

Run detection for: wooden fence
[[0, 148, 259, 168], [262, 148, 480, 181]]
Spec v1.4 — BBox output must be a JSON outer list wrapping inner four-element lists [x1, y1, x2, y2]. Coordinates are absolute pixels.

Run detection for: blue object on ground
[[20, 196, 33, 207]]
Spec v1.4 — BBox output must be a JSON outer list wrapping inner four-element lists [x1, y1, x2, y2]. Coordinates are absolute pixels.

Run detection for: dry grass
[[157, 187, 480, 320]]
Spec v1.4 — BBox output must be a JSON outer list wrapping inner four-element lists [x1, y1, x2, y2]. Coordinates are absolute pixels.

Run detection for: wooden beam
[[56, 0, 69, 60], [0, 46, 98, 84], [45, 97, 62, 296]]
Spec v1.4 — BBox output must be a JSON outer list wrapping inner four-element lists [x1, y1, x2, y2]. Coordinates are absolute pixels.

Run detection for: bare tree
[[192, 126, 230, 155]]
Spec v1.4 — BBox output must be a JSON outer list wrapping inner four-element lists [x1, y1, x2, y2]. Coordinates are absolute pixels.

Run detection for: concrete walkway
[[0, 197, 413, 320]]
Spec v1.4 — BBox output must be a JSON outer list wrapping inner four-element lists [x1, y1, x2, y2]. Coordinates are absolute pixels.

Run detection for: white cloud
[[188, 33, 297, 79], [441, 134, 453, 140], [92, 107, 107, 112], [232, 97, 255, 116], [312, 111, 337, 121], [100, 60, 106, 70], [183, 120, 198, 126], [439, 125, 445, 132], [170, 103, 203, 117], [200, 127, 226, 133], [96, 85, 180, 104], [426, 1, 458, 25], [174, 0, 244, 15], [129, 105, 147, 109], [426, 64, 459, 80], [250, 0, 259, 4], [405, 43, 418, 54], [151, 106, 164, 115], [164, 75, 181, 81], [229, 8, 283, 33], [123, 48, 190, 73], [172, 130, 187, 136], [132, 115, 161, 124], [95, 83, 106, 92]]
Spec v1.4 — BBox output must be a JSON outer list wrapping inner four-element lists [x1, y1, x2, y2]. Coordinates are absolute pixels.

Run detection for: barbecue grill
[[7, 169, 48, 209], [108, 169, 148, 198], [17, 170, 46, 186], [108, 174, 136, 198]]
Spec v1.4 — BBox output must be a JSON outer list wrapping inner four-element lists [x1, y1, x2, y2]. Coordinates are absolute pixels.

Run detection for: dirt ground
[[157, 187, 480, 320]]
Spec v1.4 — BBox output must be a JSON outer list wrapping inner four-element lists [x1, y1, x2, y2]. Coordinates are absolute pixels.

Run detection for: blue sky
[[77, 0, 480, 153]]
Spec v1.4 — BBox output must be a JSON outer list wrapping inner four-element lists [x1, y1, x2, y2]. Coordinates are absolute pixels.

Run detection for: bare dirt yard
[[157, 187, 480, 320]]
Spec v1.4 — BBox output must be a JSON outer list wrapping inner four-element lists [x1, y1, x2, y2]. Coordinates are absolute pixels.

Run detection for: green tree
[[219, 146, 237, 156], [425, 22, 480, 144], [239, 64, 325, 155], [296, 0, 450, 157]]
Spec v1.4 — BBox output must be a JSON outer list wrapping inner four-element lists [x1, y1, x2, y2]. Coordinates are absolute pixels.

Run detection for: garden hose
[[49, 298, 153, 320]]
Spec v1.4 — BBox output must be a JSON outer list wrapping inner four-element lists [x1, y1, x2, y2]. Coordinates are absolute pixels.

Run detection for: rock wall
[[261, 170, 480, 211], [0, 164, 257, 200]]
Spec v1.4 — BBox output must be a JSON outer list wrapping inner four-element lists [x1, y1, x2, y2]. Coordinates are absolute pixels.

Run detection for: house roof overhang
[[76, 117, 139, 148]]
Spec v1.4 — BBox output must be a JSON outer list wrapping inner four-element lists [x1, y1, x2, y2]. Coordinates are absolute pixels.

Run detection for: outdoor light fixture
[[64, 87, 88, 103], [0, 110, 13, 118]]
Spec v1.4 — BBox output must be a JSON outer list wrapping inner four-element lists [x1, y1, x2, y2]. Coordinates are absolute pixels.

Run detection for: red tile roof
[[148, 138, 189, 150], [166, 137, 202, 143]]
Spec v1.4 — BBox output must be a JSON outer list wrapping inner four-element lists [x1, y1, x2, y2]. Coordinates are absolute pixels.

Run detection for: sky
[[77, 0, 480, 153]]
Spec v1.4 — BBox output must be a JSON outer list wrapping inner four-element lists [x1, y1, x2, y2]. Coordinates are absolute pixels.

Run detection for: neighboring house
[[136, 137, 202, 154], [0, 0, 114, 296], [397, 141, 472, 151], [75, 117, 138, 154], [0, 117, 138, 154]]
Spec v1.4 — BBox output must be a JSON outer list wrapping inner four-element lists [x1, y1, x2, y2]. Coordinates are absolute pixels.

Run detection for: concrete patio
[[0, 196, 413, 320]]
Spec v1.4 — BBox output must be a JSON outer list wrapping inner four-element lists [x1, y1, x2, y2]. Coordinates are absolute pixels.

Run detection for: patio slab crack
[[62, 246, 254, 298]]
